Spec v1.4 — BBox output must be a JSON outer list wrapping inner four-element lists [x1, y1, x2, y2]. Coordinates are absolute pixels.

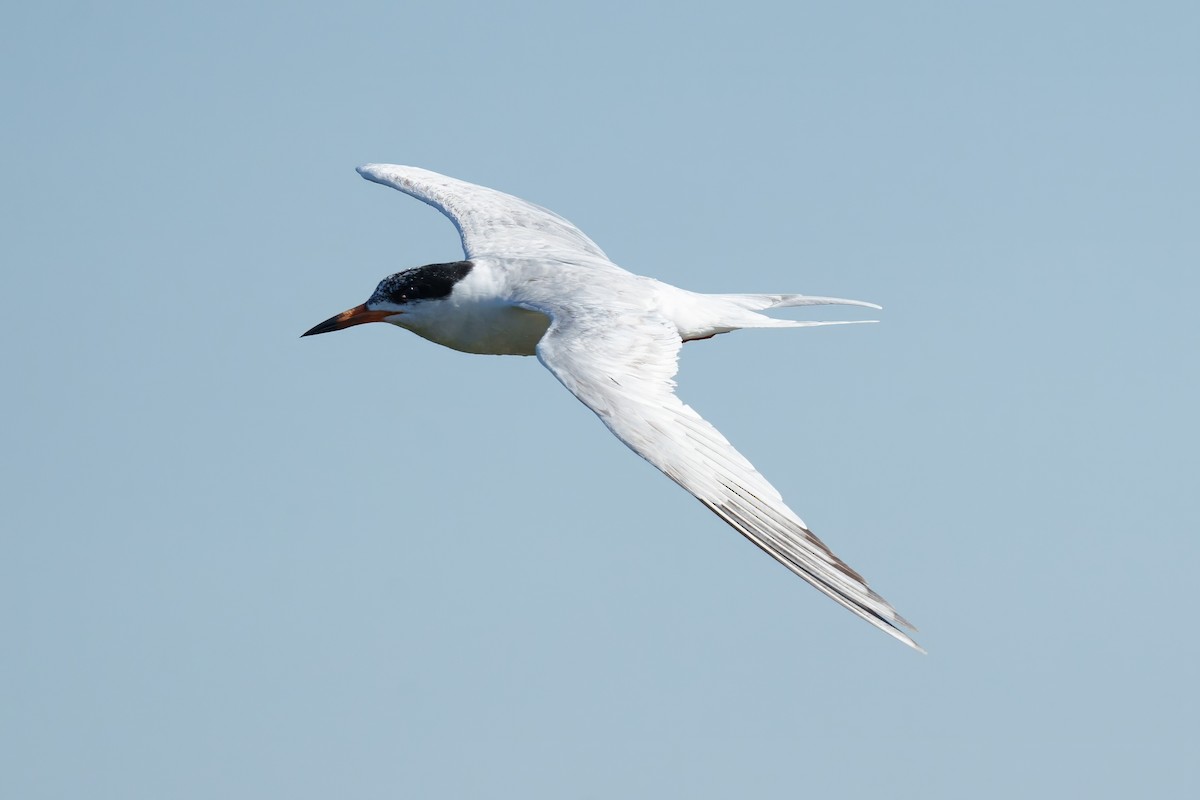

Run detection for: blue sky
[[3, 2, 1197, 797]]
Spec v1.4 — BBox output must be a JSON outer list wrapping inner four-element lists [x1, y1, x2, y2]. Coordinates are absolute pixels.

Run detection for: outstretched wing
[[531, 304, 922, 651], [357, 164, 610, 263]]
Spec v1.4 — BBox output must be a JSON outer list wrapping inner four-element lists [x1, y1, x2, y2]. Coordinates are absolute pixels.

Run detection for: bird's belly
[[407, 303, 551, 356]]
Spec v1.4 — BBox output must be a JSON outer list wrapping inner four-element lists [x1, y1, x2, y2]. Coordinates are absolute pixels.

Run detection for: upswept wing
[[357, 164, 610, 263], [532, 306, 922, 650]]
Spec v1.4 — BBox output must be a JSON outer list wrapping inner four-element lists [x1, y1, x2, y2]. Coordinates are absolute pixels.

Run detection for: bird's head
[[301, 261, 474, 338]]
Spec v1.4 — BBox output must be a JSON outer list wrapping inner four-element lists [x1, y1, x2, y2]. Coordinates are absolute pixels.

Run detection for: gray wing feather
[[533, 307, 922, 651], [357, 164, 610, 263]]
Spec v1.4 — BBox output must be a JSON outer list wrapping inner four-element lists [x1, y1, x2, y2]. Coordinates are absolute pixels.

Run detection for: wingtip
[[887, 623, 926, 653], [358, 163, 424, 188], [890, 615, 925, 653], [357, 163, 384, 181]]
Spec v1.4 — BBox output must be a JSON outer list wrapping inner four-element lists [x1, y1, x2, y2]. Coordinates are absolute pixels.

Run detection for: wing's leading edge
[[358, 164, 610, 263]]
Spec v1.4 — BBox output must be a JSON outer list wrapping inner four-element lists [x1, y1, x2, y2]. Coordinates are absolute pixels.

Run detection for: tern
[[304, 165, 920, 650]]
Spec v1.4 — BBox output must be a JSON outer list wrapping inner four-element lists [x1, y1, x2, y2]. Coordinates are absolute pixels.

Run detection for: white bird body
[[398, 257, 867, 355], [304, 164, 921, 651]]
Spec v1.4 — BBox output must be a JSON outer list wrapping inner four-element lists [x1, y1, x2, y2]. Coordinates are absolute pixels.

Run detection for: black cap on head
[[370, 261, 475, 306]]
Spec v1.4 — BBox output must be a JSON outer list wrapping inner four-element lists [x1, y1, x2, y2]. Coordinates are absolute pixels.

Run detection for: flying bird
[[304, 165, 920, 650]]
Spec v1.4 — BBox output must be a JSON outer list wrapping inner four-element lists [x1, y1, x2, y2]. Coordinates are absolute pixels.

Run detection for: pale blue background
[[3, 2, 1197, 797]]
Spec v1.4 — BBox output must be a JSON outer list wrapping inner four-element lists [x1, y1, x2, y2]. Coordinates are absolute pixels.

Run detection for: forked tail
[[714, 292, 881, 313], [676, 291, 881, 341]]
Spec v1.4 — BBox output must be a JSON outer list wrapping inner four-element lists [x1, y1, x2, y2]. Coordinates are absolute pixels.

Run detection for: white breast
[[405, 301, 551, 355]]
